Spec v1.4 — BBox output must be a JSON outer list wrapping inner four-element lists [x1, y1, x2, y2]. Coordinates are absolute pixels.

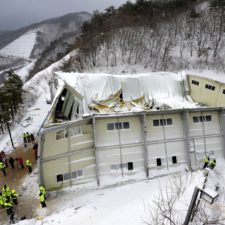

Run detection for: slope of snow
[[0, 31, 37, 59]]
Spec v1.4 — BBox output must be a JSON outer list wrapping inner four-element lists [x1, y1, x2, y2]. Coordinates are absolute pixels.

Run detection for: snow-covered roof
[[54, 72, 198, 115]]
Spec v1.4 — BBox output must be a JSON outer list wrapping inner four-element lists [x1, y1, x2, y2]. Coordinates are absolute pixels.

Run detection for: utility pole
[[6, 122, 15, 149]]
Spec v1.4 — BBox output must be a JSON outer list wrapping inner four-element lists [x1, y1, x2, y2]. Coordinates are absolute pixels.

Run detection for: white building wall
[[95, 117, 142, 147]]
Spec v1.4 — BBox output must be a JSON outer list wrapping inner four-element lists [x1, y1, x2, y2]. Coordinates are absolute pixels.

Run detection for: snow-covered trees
[[0, 71, 23, 134], [63, 0, 225, 73]]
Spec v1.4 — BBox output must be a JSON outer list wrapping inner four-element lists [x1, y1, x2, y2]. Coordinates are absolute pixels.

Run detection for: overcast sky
[[0, 0, 129, 31]]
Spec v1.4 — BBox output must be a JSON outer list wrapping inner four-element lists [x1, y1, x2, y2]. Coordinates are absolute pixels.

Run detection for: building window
[[115, 122, 122, 130], [205, 115, 212, 122], [64, 173, 70, 180], [56, 170, 83, 182], [56, 174, 63, 182], [70, 126, 82, 136], [205, 84, 215, 91], [71, 170, 83, 179], [156, 158, 162, 166], [153, 118, 173, 127], [193, 115, 212, 123], [110, 162, 134, 171], [123, 122, 130, 129], [127, 162, 134, 171], [172, 156, 177, 164], [107, 123, 114, 130], [56, 130, 68, 140], [153, 120, 160, 127], [107, 122, 130, 131], [77, 169, 83, 177], [192, 80, 199, 85]]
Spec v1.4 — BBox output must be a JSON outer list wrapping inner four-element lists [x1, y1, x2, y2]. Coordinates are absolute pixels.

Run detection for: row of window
[[156, 156, 177, 166], [56, 157, 179, 182], [107, 122, 130, 130], [56, 115, 213, 139], [56, 169, 83, 182], [153, 118, 172, 127], [193, 115, 211, 123], [192, 79, 221, 92], [205, 84, 215, 91], [110, 157, 178, 171], [111, 162, 134, 171]]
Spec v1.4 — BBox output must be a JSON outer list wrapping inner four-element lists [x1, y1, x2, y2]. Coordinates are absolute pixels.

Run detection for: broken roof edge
[[39, 106, 225, 134]]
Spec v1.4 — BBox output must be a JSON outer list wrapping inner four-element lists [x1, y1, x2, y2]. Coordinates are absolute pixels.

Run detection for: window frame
[[172, 156, 177, 164], [205, 84, 215, 91], [156, 158, 162, 166], [153, 118, 173, 127], [192, 80, 199, 86], [56, 129, 68, 140], [107, 121, 131, 131], [193, 115, 212, 123]]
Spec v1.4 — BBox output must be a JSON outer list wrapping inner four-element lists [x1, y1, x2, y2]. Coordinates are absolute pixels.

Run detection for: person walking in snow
[[32, 142, 38, 161], [2, 184, 11, 200], [4, 198, 15, 224], [0, 160, 6, 176], [39, 192, 47, 208], [209, 159, 216, 170], [9, 156, 15, 169], [22, 133, 27, 143], [26, 159, 32, 173], [18, 157, 24, 169], [26, 132, 31, 143], [203, 155, 210, 169], [30, 133, 35, 143], [39, 185, 47, 200], [11, 189, 19, 205]]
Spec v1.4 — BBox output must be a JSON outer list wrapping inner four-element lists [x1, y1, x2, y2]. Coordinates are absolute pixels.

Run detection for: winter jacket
[[0, 162, 6, 169], [0, 195, 4, 206], [26, 160, 32, 167], [39, 193, 45, 203], [2, 185, 11, 197], [11, 189, 18, 200], [4, 201, 12, 209]]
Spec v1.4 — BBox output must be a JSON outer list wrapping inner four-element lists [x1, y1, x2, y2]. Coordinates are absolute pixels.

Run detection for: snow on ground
[[11, 159, 225, 225], [0, 31, 37, 59]]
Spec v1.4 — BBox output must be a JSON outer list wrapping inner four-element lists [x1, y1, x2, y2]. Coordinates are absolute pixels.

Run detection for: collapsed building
[[38, 72, 225, 190]]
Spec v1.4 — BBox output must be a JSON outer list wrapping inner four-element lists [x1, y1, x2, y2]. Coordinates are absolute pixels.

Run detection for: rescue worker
[[209, 159, 216, 170], [39, 192, 47, 208], [26, 159, 32, 173], [0, 192, 5, 208], [11, 189, 18, 205], [23, 133, 27, 147], [0, 160, 6, 176], [4, 198, 14, 224], [2, 185, 11, 200], [203, 155, 210, 169], [39, 185, 46, 200]]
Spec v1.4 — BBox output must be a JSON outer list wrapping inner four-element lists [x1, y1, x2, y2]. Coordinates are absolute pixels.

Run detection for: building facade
[[38, 73, 225, 190]]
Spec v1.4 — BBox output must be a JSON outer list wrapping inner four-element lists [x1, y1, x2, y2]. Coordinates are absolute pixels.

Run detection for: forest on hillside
[[63, 0, 225, 73]]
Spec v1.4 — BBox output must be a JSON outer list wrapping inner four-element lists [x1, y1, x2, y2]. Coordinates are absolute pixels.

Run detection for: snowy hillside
[[0, 31, 37, 59]]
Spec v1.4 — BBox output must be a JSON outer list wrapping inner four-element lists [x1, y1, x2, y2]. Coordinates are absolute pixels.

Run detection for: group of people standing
[[0, 184, 19, 224], [22, 132, 35, 147], [203, 155, 216, 170], [0, 155, 33, 176]]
